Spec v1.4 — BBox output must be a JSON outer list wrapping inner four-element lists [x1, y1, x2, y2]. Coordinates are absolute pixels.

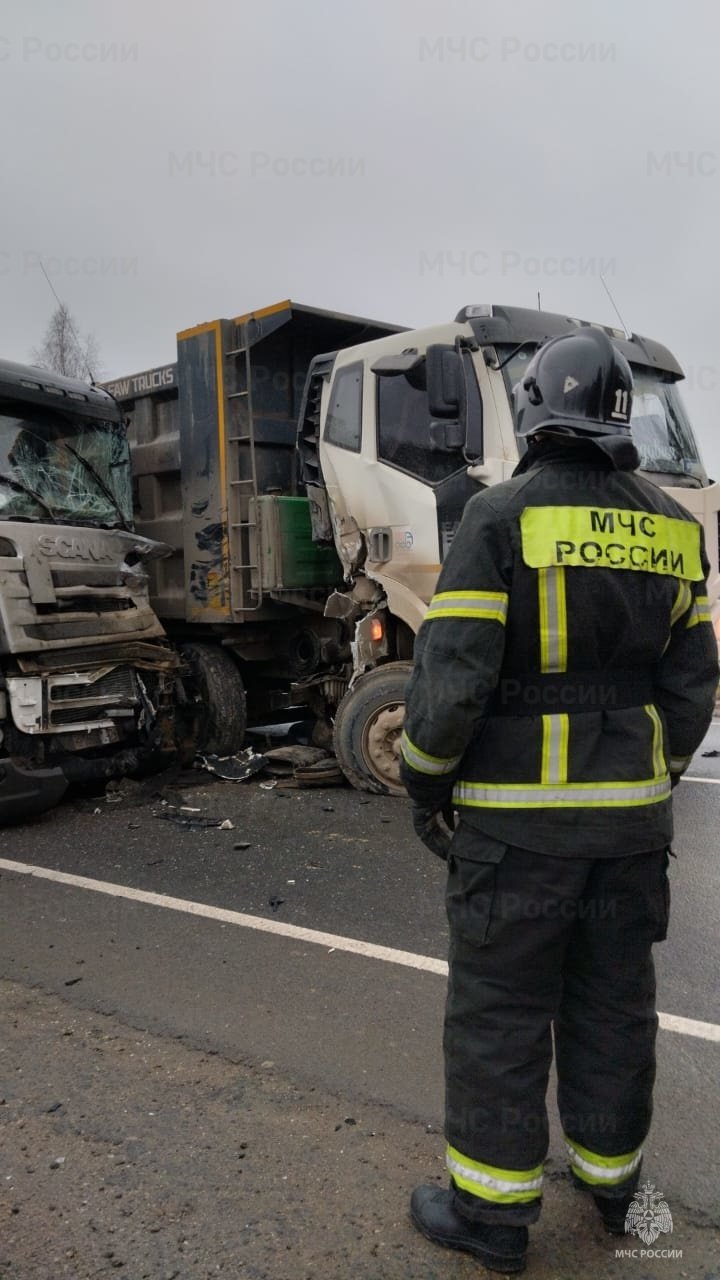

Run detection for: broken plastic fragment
[[197, 749, 268, 782], [156, 811, 225, 830]]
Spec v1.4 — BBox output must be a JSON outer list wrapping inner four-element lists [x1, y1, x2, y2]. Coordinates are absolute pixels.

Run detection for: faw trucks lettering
[[37, 534, 114, 562], [103, 365, 176, 399]]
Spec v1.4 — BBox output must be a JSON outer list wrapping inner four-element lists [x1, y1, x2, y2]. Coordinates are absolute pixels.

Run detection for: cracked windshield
[[0, 408, 132, 526], [499, 346, 706, 480]]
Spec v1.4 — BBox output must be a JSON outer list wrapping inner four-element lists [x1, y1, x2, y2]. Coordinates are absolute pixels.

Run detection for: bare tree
[[31, 304, 101, 382]]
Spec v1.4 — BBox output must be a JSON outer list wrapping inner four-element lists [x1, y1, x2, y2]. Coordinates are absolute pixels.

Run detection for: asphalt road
[[1, 724, 718, 1279]]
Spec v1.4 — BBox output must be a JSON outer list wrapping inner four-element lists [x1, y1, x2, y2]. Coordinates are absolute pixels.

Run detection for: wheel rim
[[361, 700, 405, 790]]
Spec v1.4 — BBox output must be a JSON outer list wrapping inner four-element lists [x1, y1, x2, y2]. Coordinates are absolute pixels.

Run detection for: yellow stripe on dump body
[[520, 507, 703, 581]]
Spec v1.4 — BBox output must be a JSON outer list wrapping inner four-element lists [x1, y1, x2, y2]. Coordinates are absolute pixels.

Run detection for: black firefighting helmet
[[512, 327, 634, 440]]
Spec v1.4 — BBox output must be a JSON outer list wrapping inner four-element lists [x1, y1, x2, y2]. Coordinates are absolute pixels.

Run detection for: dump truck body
[[106, 301, 403, 728]]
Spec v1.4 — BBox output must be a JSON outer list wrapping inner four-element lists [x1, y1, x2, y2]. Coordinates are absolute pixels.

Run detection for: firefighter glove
[[412, 803, 456, 861]]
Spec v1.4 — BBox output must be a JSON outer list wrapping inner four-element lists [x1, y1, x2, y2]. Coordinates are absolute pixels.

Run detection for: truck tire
[[179, 643, 247, 757], [333, 662, 412, 795]]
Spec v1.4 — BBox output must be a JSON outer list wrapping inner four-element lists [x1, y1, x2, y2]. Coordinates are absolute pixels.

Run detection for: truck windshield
[[498, 346, 706, 482], [0, 405, 133, 527]]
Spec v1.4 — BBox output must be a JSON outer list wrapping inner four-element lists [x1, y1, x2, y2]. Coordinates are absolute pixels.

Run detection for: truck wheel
[[179, 643, 247, 757], [333, 663, 412, 795]]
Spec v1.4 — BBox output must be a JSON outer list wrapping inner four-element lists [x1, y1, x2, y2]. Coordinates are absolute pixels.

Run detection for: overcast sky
[[3, 0, 720, 475]]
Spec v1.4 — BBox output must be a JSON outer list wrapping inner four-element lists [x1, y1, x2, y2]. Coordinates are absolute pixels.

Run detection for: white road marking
[[683, 775, 720, 784], [1, 857, 718, 1043]]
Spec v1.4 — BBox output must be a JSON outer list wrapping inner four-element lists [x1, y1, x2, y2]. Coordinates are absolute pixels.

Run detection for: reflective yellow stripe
[[541, 713, 569, 785], [645, 704, 666, 779], [686, 611, 712, 628], [669, 754, 692, 773], [521, 506, 703, 580], [453, 776, 671, 809], [446, 1144, 543, 1204], [565, 1136, 643, 1187], [425, 590, 508, 623], [538, 566, 567, 672], [686, 595, 713, 628], [670, 580, 692, 626], [400, 731, 461, 776]]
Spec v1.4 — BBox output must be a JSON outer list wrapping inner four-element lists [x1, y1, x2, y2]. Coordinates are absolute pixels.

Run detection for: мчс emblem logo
[[624, 1182, 673, 1245]]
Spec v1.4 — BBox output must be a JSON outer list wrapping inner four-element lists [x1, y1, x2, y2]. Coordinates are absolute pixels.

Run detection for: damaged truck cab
[[304, 304, 720, 793], [108, 300, 719, 799], [0, 360, 178, 822]]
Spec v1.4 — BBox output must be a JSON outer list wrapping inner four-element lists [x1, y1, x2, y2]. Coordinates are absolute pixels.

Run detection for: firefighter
[[401, 327, 718, 1274]]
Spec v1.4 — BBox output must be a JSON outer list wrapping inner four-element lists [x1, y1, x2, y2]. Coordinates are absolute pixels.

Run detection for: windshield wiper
[[0, 472, 58, 519]]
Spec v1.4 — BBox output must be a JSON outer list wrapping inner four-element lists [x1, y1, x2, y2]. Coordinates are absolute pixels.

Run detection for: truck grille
[[46, 665, 139, 731], [49, 667, 136, 702]]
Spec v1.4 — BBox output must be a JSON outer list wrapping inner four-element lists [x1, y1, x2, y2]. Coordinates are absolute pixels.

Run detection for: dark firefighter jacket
[[400, 441, 719, 856]]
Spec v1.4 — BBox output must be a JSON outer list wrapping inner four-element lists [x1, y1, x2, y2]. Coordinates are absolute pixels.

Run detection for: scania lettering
[[36, 533, 115, 562]]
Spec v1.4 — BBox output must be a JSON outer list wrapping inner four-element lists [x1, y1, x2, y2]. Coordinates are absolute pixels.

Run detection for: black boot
[[410, 1185, 528, 1273], [591, 1191, 636, 1236], [570, 1167, 638, 1236]]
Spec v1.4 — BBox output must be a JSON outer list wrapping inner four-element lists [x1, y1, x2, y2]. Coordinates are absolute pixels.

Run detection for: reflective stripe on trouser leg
[[446, 1144, 543, 1204], [564, 1136, 643, 1187], [555, 850, 664, 1167], [444, 842, 579, 1224]]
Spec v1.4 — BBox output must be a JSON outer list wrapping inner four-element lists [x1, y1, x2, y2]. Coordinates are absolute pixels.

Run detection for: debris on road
[[196, 749, 268, 782], [262, 745, 344, 787], [292, 757, 344, 786], [268, 896, 284, 911], [263, 745, 328, 774], [156, 810, 228, 831]]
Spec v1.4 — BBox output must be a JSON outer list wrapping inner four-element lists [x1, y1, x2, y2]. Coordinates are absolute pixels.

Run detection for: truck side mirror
[[426, 345, 462, 418], [428, 420, 464, 452]]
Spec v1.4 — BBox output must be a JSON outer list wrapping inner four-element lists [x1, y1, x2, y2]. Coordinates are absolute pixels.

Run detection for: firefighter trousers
[[443, 827, 670, 1225]]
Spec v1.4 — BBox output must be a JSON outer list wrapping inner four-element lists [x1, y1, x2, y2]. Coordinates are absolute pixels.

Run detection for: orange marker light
[[370, 618, 384, 642]]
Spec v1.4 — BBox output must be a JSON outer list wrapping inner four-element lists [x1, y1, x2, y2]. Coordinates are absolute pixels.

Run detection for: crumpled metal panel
[[0, 523, 168, 654]]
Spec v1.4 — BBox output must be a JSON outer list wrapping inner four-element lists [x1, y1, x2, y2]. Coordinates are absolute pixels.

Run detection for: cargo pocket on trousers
[[446, 839, 508, 948]]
